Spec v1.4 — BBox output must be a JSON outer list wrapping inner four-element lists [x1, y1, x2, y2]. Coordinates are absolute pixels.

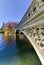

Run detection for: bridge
[[16, 0, 44, 65]]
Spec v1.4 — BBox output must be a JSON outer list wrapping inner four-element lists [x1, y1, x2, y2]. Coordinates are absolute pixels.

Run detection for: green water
[[0, 34, 42, 65], [16, 39, 42, 65]]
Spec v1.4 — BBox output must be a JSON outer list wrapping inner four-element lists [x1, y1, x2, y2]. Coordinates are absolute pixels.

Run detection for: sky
[[0, 0, 32, 28]]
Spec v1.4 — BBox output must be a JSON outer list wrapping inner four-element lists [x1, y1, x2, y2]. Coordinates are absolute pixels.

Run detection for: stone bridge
[[16, 0, 44, 65]]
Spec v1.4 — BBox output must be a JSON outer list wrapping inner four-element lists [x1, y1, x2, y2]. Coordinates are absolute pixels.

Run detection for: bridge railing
[[26, 27, 44, 50], [17, 0, 44, 29]]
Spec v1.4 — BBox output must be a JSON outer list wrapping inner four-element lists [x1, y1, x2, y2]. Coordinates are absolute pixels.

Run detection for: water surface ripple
[[0, 34, 42, 65]]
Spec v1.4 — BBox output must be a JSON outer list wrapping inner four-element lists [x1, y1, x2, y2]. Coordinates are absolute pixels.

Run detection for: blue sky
[[0, 0, 32, 28]]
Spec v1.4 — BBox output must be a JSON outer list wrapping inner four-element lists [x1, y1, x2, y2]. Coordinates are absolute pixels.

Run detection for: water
[[0, 34, 42, 65]]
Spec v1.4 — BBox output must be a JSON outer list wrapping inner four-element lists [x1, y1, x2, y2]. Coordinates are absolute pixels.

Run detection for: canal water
[[0, 34, 42, 65]]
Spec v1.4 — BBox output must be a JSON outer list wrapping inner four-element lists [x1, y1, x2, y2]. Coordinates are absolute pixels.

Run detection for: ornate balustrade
[[26, 26, 44, 50]]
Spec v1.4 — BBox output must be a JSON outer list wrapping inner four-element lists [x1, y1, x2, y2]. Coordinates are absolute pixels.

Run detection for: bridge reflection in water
[[0, 34, 42, 65]]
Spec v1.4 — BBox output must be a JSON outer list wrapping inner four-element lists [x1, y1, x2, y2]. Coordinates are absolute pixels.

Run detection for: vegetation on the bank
[[3, 21, 18, 35], [0, 29, 3, 33]]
